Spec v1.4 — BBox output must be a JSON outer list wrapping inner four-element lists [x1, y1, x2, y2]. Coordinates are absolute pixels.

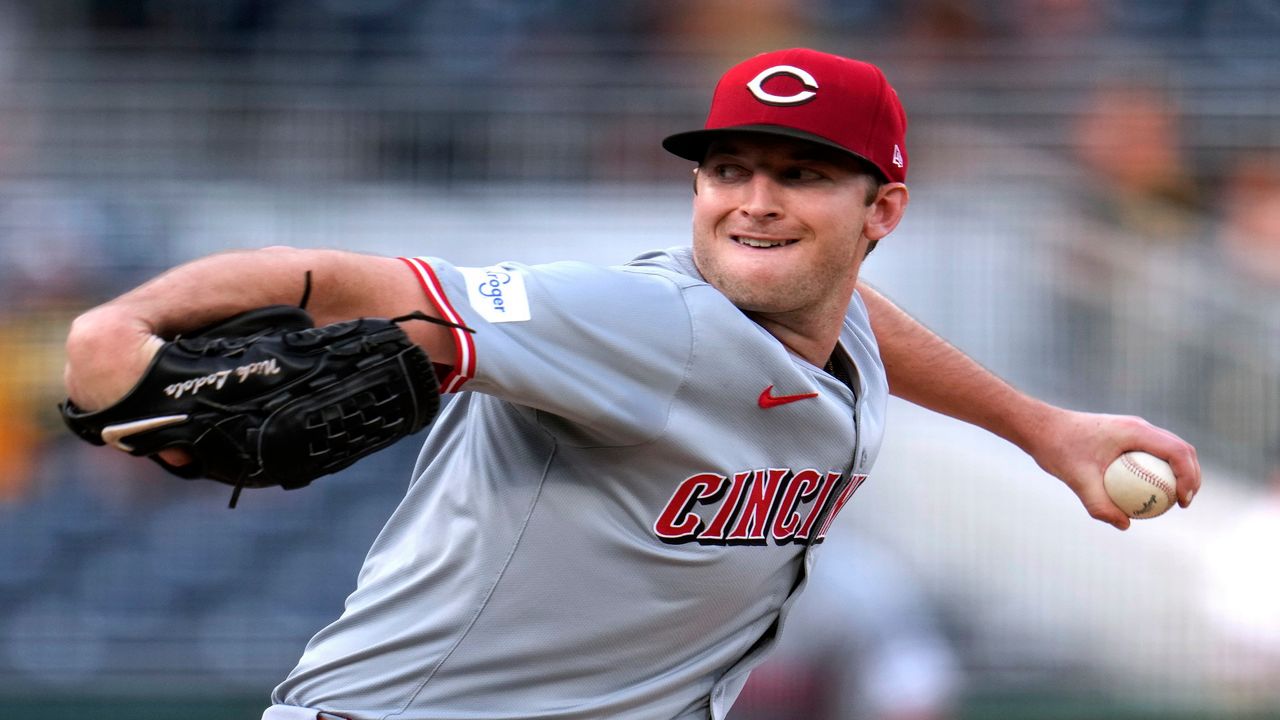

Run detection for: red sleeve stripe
[[398, 256, 475, 393]]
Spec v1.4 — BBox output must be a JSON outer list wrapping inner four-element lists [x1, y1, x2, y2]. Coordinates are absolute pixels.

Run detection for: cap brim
[[661, 125, 887, 180]]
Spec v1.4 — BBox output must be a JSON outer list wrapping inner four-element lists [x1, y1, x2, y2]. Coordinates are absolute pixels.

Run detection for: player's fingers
[[1150, 430, 1200, 508], [66, 310, 144, 402], [1092, 491, 1131, 531], [1073, 471, 1131, 531], [1119, 419, 1201, 508], [1177, 443, 1201, 508], [1087, 498, 1130, 531], [158, 448, 193, 466]]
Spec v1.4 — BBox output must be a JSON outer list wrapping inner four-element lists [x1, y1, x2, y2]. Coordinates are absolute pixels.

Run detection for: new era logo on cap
[[663, 48, 909, 184]]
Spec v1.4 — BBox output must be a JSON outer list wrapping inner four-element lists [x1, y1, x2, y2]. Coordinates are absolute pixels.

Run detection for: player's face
[[691, 135, 884, 319]]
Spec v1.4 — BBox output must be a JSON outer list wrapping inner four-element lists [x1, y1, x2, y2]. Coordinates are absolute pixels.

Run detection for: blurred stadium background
[[0, 1, 1278, 718]]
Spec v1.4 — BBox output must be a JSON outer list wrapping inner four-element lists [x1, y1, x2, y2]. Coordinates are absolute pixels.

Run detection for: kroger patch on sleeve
[[458, 266, 532, 323]]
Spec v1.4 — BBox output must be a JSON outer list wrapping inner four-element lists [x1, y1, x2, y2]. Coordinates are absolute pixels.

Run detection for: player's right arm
[[856, 281, 1201, 531], [64, 247, 456, 412]]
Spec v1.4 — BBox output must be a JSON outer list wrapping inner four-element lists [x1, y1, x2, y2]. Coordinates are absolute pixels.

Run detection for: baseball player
[[61, 49, 1201, 720]]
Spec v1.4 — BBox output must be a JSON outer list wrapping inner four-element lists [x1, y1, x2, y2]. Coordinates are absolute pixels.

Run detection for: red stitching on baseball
[[1121, 454, 1176, 510]]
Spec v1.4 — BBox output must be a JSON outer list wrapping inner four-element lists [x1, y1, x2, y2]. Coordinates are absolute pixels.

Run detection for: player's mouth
[[731, 234, 796, 248]]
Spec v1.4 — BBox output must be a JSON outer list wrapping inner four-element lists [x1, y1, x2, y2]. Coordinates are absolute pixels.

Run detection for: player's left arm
[[857, 282, 1201, 531]]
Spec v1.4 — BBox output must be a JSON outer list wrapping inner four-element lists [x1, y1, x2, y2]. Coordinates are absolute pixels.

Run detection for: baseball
[[1104, 451, 1177, 519]]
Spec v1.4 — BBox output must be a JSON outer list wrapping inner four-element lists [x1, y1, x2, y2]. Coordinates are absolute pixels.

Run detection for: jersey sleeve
[[400, 256, 694, 446]]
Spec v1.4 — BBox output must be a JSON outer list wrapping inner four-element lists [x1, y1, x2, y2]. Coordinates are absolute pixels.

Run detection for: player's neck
[[747, 307, 844, 369], [743, 269, 860, 368]]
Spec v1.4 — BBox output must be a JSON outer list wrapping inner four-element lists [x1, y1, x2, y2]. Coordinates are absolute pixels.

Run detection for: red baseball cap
[[663, 48, 908, 183]]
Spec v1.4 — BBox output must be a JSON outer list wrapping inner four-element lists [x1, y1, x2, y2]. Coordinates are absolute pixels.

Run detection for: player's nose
[[738, 175, 784, 220]]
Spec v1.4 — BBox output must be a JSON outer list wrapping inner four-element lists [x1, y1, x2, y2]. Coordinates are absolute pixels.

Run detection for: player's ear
[[691, 167, 700, 195], [863, 182, 909, 242]]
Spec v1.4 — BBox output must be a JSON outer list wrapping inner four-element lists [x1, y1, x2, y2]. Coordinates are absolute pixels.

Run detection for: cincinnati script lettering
[[653, 468, 868, 546]]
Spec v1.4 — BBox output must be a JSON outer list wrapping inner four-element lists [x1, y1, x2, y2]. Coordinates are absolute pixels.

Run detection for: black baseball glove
[[60, 304, 467, 506]]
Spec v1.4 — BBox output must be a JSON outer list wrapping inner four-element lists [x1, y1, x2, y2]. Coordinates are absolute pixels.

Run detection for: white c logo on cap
[[746, 65, 819, 106]]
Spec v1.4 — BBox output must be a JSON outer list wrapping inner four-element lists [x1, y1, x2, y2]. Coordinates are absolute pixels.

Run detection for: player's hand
[[1025, 408, 1201, 531], [64, 307, 190, 466], [65, 307, 162, 411]]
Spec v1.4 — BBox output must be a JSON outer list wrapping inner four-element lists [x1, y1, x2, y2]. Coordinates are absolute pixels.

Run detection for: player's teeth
[[736, 236, 784, 248]]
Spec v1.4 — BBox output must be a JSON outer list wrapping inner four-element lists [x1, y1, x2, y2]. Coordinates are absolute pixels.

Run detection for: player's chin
[[716, 279, 805, 314], [699, 247, 803, 301]]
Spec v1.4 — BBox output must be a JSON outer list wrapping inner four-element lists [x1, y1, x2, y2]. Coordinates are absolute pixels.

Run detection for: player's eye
[[713, 163, 749, 181], [784, 167, 825, 183]]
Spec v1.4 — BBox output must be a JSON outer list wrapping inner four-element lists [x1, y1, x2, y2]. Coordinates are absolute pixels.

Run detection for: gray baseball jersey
[[266, 246, 888, 720]]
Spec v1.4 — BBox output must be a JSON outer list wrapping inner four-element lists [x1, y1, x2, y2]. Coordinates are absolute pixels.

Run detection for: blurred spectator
[[653, 0, 813, 66], [903, 0, 989, 42], [731, 531, 960, 720], [1039, 72, 1207, 415], [1216, 151, 1280, 288], [1006, 0, 1103, 40], [1070, 76, 1203, 244]]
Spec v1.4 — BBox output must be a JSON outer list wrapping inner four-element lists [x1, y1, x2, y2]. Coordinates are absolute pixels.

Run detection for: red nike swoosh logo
[[758, 385, 819, 409]]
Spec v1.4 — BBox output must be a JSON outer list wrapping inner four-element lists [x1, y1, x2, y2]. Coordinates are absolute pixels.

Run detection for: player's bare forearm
[[858, 282, 1200, 528], [857, 282, 1049, 448], [65, 247, 454, 411], [73, 248, 430, 334]]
